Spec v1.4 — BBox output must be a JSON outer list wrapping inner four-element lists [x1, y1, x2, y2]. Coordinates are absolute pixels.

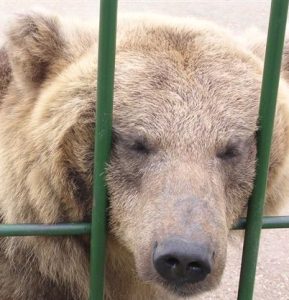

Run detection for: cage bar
[[0, 216, 289, 237], [0, 223, 90, 236], [234, 216, 289, 230], [237, 1, 289, 299], [89, 0, 118, 299]]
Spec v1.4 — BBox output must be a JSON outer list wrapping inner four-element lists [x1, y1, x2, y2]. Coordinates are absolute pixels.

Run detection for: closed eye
[[217, 145, 241, 160], [217, 135, 256, 162], [112, 128, 153, 156], [130, 139, 151, 154]]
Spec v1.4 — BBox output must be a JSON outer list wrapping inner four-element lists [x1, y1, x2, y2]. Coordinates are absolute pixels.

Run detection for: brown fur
[[0, 12, 289, 300], [0, 47, 11, 100]]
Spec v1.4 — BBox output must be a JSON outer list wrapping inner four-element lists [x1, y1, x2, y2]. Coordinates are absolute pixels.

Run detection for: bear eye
[[112, 128, 153, 156], [130, 139, 151, 155], [217, 144, 241, 161]]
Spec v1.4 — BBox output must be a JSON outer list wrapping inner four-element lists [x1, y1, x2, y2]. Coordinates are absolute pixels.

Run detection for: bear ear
[[6, 12, 68, 90]]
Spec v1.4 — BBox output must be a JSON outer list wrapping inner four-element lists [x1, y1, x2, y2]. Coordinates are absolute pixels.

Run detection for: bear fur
[[0, 12, 289, 300]]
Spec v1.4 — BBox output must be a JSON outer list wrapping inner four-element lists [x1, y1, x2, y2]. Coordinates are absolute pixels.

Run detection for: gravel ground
[[1, 1, 289, 299]]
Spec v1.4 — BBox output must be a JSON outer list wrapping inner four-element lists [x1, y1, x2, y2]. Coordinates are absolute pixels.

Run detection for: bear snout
[[152, 237, 213, 285]]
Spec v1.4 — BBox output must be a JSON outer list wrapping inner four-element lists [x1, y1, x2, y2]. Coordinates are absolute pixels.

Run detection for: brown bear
[[0, 12, 288, 300]]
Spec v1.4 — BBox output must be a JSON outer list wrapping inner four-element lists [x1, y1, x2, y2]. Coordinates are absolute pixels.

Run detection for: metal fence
[[1, 0, 289, 299]]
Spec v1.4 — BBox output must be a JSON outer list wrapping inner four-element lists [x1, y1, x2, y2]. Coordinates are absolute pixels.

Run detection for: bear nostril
[[165, 257, 179, 268], [187, 261, 203, 272]]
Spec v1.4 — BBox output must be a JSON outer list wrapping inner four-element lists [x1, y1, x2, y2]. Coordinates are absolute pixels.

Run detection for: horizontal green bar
[[0, 217, 288, 236], [0, 223, 91, 236], [234, 216, 289, 230]]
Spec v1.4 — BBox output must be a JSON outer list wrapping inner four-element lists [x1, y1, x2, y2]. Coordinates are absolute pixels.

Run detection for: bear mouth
[[160, 281, 203, 298]]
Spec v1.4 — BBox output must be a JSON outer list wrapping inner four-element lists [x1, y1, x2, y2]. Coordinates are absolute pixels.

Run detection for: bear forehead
[[39, 18, 262, 144], [113, 62, 260, 141], [111, 19, 262, 135]]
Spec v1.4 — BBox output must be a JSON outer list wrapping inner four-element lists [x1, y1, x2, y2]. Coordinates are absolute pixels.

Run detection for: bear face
[[0, 12, 289, 300], [107, 21, 261, 297]]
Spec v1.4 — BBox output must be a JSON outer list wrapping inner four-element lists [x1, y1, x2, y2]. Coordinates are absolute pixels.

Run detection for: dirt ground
[[0, 1, 289, 299]]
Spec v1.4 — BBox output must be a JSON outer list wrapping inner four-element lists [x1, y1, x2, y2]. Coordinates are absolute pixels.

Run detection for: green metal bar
[[0, 216, 288, 237], [234, 216, 289, 230], [0, 223, 90, 236], [89, 1, 118, 299], [237, 1, 289, 299]]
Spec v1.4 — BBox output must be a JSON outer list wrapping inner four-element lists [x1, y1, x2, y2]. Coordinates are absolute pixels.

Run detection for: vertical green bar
[[89, 1, 118, 299], [237, 1, 288, 299]]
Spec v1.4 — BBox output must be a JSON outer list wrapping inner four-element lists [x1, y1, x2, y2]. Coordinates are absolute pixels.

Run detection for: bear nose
[[153, 238, 213, 285]]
